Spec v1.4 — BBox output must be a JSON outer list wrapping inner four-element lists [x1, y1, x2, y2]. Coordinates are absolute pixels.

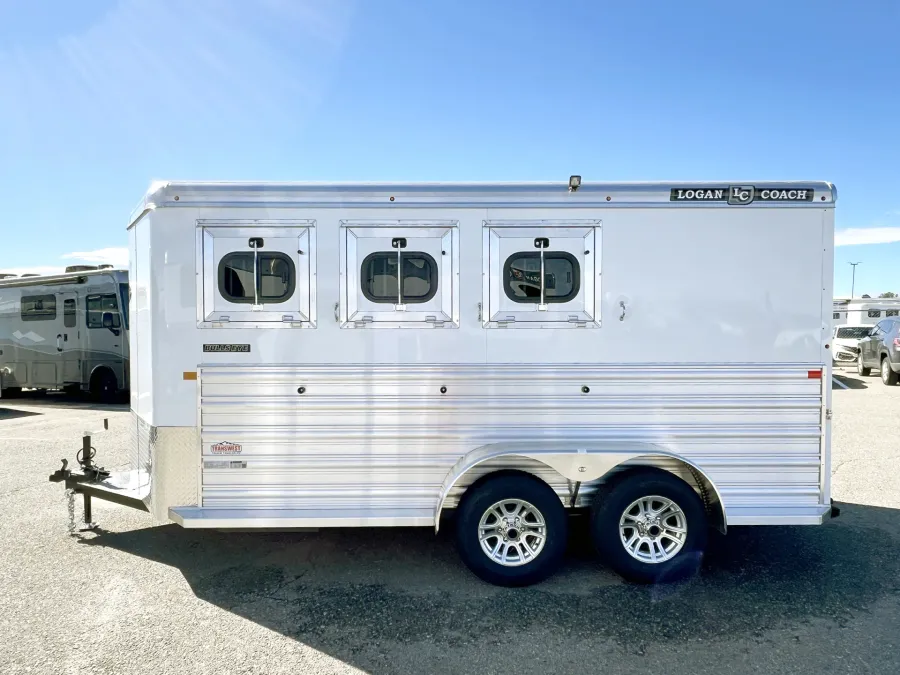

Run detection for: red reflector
[[808, 370, 822, 379]]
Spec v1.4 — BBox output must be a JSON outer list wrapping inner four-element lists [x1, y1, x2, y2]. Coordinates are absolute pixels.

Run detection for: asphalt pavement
[[1, 376, 898, 675]]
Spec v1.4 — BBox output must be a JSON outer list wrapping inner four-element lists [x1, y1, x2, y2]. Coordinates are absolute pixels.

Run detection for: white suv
[[832, 325, 870, 364]]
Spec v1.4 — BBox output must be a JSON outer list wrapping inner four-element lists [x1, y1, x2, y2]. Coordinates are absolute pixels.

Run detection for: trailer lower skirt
[[169, 506, 434, 529]]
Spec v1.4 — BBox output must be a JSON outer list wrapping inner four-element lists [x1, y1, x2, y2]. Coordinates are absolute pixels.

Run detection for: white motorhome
[[0, 268, 129, 399], [52, 180, 838, 586]]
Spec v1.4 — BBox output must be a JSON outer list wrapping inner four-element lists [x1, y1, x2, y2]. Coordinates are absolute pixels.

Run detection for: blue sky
[[0, 0, 897, 296]]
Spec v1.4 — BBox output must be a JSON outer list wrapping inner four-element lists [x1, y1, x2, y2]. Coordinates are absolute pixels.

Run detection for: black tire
[[881, 358, 899, 385], [591, 468, 708, 584], [455, 473, 568, 587], [90, 369, 117, 402], [857, 357, 871, 376]]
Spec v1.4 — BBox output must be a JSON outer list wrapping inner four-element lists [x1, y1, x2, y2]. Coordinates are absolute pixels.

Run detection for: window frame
[[502, 251, 581, 305], [197, 220, 316, 329], [359, 251, 439, 305], [338, 221, 459, 329], [482, 221, 601, 329], [21, 294, 56, 322], [217, 251, 296, 305]]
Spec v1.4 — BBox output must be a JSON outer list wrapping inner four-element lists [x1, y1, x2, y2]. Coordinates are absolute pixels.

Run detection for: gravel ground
[[1, 375, 898, 675]]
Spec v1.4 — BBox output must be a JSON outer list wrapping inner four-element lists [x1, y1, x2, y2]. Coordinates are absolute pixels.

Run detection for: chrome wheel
[[478, 499, 547, 567], [619, 495, 687, 564]]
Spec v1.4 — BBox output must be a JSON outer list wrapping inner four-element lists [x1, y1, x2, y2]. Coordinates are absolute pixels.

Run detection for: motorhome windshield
[[119, 283, 129, 330]]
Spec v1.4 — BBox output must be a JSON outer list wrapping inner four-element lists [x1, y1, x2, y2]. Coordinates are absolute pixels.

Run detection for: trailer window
[[63, 299, 76, 328], [503, 252, 580, 303], [86, 294, 121, 329], [868, 310, 882, 318], [218, 252, 295, 304], [836, 326, 870, 339], [887, 310, 899, 317], [21, 294, 56, 321], [832, 312, 841, 320], [361, 252, 438, 304]]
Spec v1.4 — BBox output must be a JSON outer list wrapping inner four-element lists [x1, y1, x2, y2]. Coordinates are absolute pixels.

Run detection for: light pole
[[848, 262, 862, 298]]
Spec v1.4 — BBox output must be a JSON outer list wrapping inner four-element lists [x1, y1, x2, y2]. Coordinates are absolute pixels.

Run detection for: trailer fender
[[434, 442, 726, 533]]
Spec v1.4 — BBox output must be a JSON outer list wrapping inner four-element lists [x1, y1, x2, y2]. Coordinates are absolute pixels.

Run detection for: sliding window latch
[[534, 237, 550, 311], [392, 238, 408, 307]]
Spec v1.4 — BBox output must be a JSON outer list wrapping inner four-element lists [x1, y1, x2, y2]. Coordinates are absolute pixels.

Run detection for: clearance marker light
[[807, 370, 822, 379]]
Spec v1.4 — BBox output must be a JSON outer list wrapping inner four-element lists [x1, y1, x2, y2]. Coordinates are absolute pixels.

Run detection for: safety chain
[[65, 488, 77, 535]]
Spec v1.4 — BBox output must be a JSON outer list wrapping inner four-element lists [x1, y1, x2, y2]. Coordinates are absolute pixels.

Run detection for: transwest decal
[[210, 441, 242, 455], [203, 344, 251, 353], [669, 186, 815, 205]]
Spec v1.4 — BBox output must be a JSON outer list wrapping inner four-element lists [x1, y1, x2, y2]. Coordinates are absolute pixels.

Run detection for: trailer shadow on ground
[[0, 407, 42, 421], [832, 372, 868, 390], [0, 390, 128, 412], [78, 502, 900, 671]]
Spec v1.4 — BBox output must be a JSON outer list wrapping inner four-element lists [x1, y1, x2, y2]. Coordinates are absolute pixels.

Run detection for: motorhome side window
[[86, 294, 121, 329], [887, 309, 899, 317], [868, 310, 882, 318], [832, 312, 841, 320], [218, 252, 295, 304], [503, 252, 580, 303], [360, 252, 438, 304], [21, 294, 56, 321]]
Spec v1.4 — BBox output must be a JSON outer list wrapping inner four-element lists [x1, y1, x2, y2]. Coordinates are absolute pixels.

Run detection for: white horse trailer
[[51, 180, 838, 586], [0, 268, 129, 399]]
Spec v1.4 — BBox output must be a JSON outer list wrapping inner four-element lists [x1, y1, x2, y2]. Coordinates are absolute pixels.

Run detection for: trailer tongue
[[48, 419, 148, 532]]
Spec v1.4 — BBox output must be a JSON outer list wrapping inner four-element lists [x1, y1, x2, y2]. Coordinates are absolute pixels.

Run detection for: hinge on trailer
[[496, 316, 516, 328], [281, 315, 294, 323], [825, 409, 833, 420], [567, 315, 587, 327], [218, 316, 230, 322], [353, 315, 374, 328], [425, 316, 447, 327]]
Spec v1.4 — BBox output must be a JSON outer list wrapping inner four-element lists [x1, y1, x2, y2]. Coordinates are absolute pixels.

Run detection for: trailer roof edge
[[127, 180, 837, 230]]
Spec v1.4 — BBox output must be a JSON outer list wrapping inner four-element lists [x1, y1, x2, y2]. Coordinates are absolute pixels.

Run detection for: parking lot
[[1, 374, 898, 675]]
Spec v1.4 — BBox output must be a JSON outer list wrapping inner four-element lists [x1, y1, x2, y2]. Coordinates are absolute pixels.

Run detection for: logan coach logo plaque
[[670, 186, 815, 205]]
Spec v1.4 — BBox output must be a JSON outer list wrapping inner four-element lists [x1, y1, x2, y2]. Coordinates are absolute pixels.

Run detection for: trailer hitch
[[49, 423, 111, 484], [48, 419, 148, 532]]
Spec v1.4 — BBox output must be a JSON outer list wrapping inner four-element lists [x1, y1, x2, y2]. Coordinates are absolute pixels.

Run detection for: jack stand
[[79, 493, 98, 532]]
